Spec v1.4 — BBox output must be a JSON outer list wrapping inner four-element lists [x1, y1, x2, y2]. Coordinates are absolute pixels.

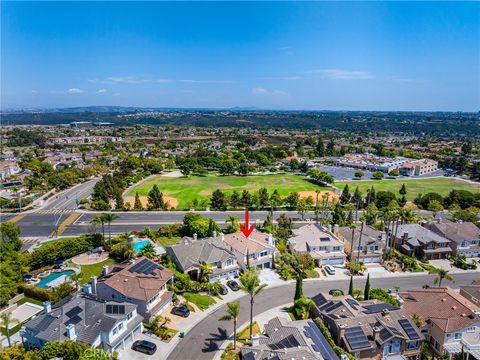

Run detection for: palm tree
[[1, 312, 20, 347], [225, 215, 239, 231], [199, 263, 213, 283], [315, 190, 321, 224], [239, 268, 268, 340], [219, 301, 241, 350], [393, 285, 400, 296], [91, 214, 107, 243], [70, 272, 84, 291], [358, 218, 365, 260], [430, 268, 454, 287], [411, 313, 424, 328], [103, 213, 119, 247], [140, 243, 157, 259]]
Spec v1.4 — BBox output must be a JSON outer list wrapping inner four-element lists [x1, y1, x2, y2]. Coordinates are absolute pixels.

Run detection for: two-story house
[[392, 224, 452, 260], [288, 224, 346, 266], [95, 257, 174, 321], [338, 224, 386, 264], [399, 287, 480, 359], [423, 219, 480, 258], [166, 234, 239, 282], [21, 290, 143, 353], [460, 280, 480, 306], [222, 230, 277, 270], [311, 292, 423, 360]]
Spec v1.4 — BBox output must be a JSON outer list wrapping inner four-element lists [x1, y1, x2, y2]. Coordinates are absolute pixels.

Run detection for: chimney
[[43, 301, 51, 314], [193, 233, 197, 241], [328, 224, 333, 233], [427, 219, 432, 225], [65, 323, 77, 340], [458, 220, 463, 224], [220, 232, 225, 241], [213, 230, 217, 238], [102, 265, 109, 276], [402, 232, 409, 245], [338, 324, 346, 340], [251, 334, 260, 346], [437, 217, 442, 224], [373, 326, 381, 341], [90, 276, 97, 294], [83, 283, 92, 295], [267, 233, 273, 245]]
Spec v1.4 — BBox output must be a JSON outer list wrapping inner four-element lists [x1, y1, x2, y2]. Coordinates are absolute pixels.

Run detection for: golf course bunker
[[124, 195, 179, 209]]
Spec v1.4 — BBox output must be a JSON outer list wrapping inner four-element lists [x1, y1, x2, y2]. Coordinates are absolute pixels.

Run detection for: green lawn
[[156, 236, 181, 247], [335, 177, 479, 200], [183, 292, 216, 311], [78, 258, 116, 285], [128, 173, 329, 209]]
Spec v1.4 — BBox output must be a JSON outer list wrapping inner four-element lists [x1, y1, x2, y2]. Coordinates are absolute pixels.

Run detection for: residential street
[[167, 272, 479, 360]]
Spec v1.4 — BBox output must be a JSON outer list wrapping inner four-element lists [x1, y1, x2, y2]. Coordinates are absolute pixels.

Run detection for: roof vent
[[441, 298, 447, 302], [452, 306, 457, 310]]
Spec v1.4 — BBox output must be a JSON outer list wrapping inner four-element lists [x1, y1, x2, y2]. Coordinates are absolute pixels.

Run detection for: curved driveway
[[168, 273, 479, 360]]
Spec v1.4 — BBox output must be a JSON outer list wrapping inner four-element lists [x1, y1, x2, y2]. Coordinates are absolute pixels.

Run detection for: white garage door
[[363, 257, 381, 264], [322, 258, 344, 265]]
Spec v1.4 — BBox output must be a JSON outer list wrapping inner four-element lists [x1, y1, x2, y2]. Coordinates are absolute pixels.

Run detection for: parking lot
[[318, 165, 445, 181]]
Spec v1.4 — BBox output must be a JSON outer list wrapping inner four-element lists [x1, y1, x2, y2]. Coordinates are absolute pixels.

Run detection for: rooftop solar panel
[[312, 294, 327, 307], [345, 298, 359, 310], [398, 319, 419, 340], [304, 322, 339, 360], [362, 303, 398, 314], [344, 326, 370, 350]]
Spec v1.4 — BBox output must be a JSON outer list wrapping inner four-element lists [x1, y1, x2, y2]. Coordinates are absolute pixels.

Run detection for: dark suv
[[227, 280, 240, 291], [171, 305, 190, 317], [132, 340, 157, 355]]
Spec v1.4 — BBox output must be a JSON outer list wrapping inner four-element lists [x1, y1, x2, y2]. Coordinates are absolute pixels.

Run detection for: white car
[[324, 265, 336, 275]]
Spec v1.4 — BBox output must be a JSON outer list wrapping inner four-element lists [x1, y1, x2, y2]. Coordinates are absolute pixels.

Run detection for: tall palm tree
[[430, 268, 454, 287], [225, 215, 239, 231], [1, 312, 19, 347], [91, 214, 107, 243], [103, 213, 119, 247], [239, 268, 267, 340], [219, 301, 241, 350], [358, 218, 365, 260], [315, 190, 321, 224], [199, 263, 213, 283], [70, 272, 84, 291]]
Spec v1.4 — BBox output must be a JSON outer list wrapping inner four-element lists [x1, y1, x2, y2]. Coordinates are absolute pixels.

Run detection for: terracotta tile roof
[[399, 287, 480, 333], [97, 257, 173, 302]]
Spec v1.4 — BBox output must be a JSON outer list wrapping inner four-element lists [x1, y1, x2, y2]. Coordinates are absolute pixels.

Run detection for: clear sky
[[1, 1, 479, 111]]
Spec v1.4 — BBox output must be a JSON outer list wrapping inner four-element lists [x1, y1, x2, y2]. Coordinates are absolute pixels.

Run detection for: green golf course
[[335, 177, 479, 200], [127, 173, 331, 209]]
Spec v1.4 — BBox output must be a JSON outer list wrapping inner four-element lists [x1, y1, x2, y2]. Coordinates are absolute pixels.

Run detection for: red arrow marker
[[240, 210, 254, 238]]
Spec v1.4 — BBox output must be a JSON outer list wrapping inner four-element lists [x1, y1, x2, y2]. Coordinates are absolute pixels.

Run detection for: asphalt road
[[41, 178, 100, 211], [168, 273, 479, 360], [2, 208, 438, 238]]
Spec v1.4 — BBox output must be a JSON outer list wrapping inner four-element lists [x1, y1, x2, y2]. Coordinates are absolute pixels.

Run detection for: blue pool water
[[132, 240, 150, 253], [37, 270, 74, 289]]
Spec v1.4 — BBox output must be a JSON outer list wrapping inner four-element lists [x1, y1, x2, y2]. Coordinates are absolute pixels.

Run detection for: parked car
[[171, 305, 190, 317], [132, 340, 157, 355], [219, 283, 229, 295], [324, 265, 336, 275], [227, 280, 240, 291], [329, 288, 344, 296]]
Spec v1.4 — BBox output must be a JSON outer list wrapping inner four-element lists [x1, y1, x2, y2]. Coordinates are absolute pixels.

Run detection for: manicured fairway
[[336, 177, 479, 200], [128, 173, 329, 209]]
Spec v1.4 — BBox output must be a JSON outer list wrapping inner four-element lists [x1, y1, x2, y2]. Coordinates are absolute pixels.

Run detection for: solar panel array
[[128, 258, 158, 275], [398, 319, 419, 340], [345, 298, 359, 310], [312, 293, 327, 307], [267, 334, 301, 350], [304, 322, 339, 360], [379, 329, 392, 341], [344, 326, 370, 350], [106, 304, 126, 315], [388, 325, 403, 338], [320, 301, 343, 313], [362, 303, 397, 314]]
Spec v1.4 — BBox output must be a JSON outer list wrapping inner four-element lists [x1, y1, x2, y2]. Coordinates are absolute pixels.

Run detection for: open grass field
[[128, 174, 331, 209], [335, 177, 479, 200]]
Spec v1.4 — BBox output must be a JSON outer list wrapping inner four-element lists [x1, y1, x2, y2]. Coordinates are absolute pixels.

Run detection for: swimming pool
[[37, 270, 75, 289], [132, 240, 150, 253]]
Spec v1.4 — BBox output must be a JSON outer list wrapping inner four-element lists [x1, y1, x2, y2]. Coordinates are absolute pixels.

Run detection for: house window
[[226, 259, 233, 266], [454, 333, 462, 340], [118, 322, 123, 331], [333, 246, 341, 251], [407, 341, 419, 349], [467, 327, 475, 333], [461, 241, 469, 247], [260, 251, 268, 257], [113, 327, 118, 336], [127, 312, 133, 321]]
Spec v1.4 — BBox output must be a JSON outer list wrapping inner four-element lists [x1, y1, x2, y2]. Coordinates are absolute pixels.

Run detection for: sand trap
[[124, 195, 178, 209], [161, 170, 183, 178], [298, 190, 339, 203]]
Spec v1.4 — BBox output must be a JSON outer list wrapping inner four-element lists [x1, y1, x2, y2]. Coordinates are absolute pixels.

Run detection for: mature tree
[[0, 222, 22, 255], [428, 200, 444, 217], [354, 171, 364, 179], [296, 198, 310, 221], [230, 190, 241, 209], [348, 275, 354, 296], [340, 185, 351, 204], [258, 188, 269, 209], [239, 268, 268, 339], [364, 273, 371, 300], [219, 301, 241, 350], [70, 272, 84, 291], [199, 263, 213, 283], [241, 190, 252, 209], [148, 184, 164, 210], [294, 274, 303, 301], [210, 189, 228, 211], [225, 215, 239, 233], [91, 214, 107, 243], [269, 190, 282, 210], [372, 171, 384, 180], [285, 192, 300, 209], [0, 312, 20, 347], [114, 191, 124, 210], [399, 184, 407, 196], [331, 204, 346, 226], [134, 192, 143, 210], [411, 313, 425, 328], [103, 213, 119, 247]]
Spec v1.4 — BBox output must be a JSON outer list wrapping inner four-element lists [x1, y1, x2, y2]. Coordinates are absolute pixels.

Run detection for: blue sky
[[2, 1, 479, 111]]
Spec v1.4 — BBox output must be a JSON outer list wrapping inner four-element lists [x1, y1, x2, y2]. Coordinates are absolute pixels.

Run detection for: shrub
[[315, 318, 356, 360], [20, 285, 54, 302], [369, 288, 400, 307]]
